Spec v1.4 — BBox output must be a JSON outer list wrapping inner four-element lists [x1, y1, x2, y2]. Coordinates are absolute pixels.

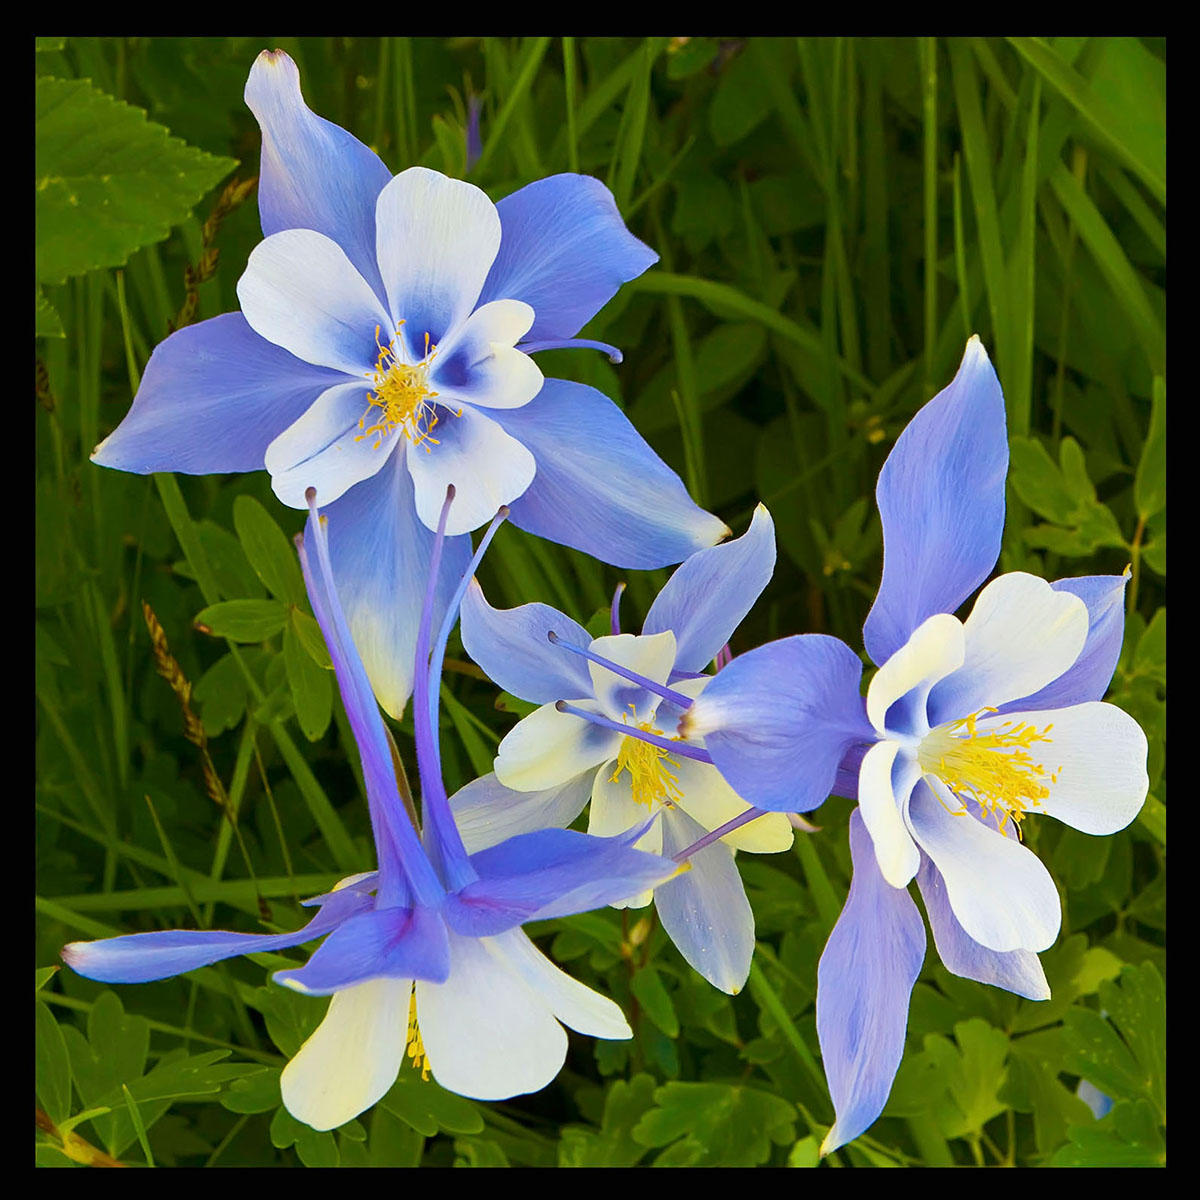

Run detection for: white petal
[[906, 779, 1061, 953], [867, 612, 965, 736], [486, 928, 631, 1039], [280, 977, 410, 1131], [406, 404, 536, 536], [375, 167, 502, 349], [657, 806, 755, 994], [974, 702, 1148, 835], [450, 771, 593, 855], [586, 631, 678, 723], [858, 739, 922, 887], [928, 572, 1089, 724], [265, 382, 393, 508], [431, 299, 543, 410], [494, 700, 621, 792], [670, 757, 794, 853], [589, 769, 660, 908], [417, 930, 566, 1101], [237, 229, 391, 374]]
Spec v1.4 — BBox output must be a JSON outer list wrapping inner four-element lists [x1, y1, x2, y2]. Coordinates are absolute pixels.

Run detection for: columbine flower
[[91, 49, 727, 717], [682, 337, 1148, 1152], [452, 505, 793, 994], [62, 488, 678, 1130]]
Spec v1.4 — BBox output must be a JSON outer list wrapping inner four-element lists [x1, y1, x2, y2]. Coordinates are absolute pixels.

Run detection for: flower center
[[357, 323, 457, 452], [406, 987, 430, 1082], [610, 706, 685, 810], [917, 707, 1062, 834]]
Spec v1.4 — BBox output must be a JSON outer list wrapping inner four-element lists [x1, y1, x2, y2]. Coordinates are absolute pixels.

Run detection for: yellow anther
[[356, 323, 452, 453], [609, 705, 685, 811], [919, 707, 1059, 837], [406, 988, 430, 1082]]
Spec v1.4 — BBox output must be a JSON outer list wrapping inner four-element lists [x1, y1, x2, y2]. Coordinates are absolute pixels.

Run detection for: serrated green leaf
[[270, 1104, 341, 1166], [284, 619, 332, 741], [925, 1018, 1009, 1139], [633, 1082, 797, 1167], [378, 1066, 484, 1137], [558, 1074, 656, 1166], [35, 76, 236, 284], [1049, 1099, 1165, 1166], [233, 496, 304, 604], [195, 599, 288, 642]]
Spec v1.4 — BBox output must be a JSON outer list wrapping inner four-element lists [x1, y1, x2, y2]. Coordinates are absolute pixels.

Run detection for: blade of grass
[[472, 37, 551, 178], [1008, 36, 1165, 203]]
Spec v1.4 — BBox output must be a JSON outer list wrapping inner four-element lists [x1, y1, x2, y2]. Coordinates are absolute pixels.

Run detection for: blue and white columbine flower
[[682, 337, 1148, 1152], [452, 505, 793, 995], [62, 488, 678, 1130], [92, 49, 727, 717]]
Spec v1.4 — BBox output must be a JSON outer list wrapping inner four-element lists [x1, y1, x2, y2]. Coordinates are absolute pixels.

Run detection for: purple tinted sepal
[[643, 504, 776, 673], [685, 635, 874, 812], [863, 337, 1007, 667], [444, 824, 676, 937], [997, 573, 1130, 713], [61, 885, 372, 985], [273, 904, 452, 995], [493, 379, 729, 569], [478, 174, 658, 342], [817, 811, 926, 1156], [459, 584, 594, 705]]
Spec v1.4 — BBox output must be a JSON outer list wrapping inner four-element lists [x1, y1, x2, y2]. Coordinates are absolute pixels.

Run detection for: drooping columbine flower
[[62, 488, 679, 1130], [452, 505, 793, 995], [681, 337, 1148, 1153], [91, 49, 728, 717]]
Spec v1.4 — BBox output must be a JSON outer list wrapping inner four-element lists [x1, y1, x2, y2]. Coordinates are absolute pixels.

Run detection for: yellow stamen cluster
[[610, 706, 685, 810], [406, 987, 430, 1082], [357, 323, 456, 452], [918, 707, 1062, 836]]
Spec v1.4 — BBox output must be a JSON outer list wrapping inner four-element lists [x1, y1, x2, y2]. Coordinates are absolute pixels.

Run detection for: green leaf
[[284, 617, 332, 741], [270, 1104, 340, 1166], [1062, 963, 1165, 1120], [1049, 1099, 1165, 1167], [924, 1018, 1009, 1139], [633, 1082, 797, 1167], [631, 966, 679, 1038], [35, 966, 60, 993], [219, 1067, 281, 1115], [378, 1066, 484, 1137], [558, 1074, 656, 1166], [1135, 376, 1166, 520], [195, 599, 289, 642], [233, 496, 305, 604], [35, 76, 236, 285], [193, 651, 248, 736], [36, 288, 64, 338], [291, 609, 333, 669], [36, 998, 73, 1124]]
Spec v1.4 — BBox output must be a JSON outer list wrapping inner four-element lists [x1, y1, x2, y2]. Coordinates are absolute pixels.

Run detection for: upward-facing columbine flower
[[91, 49, 727, 717], [62, 488, 679, 1131], [452, 505, 793, 995], [682, 337, 1148, 1153]]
